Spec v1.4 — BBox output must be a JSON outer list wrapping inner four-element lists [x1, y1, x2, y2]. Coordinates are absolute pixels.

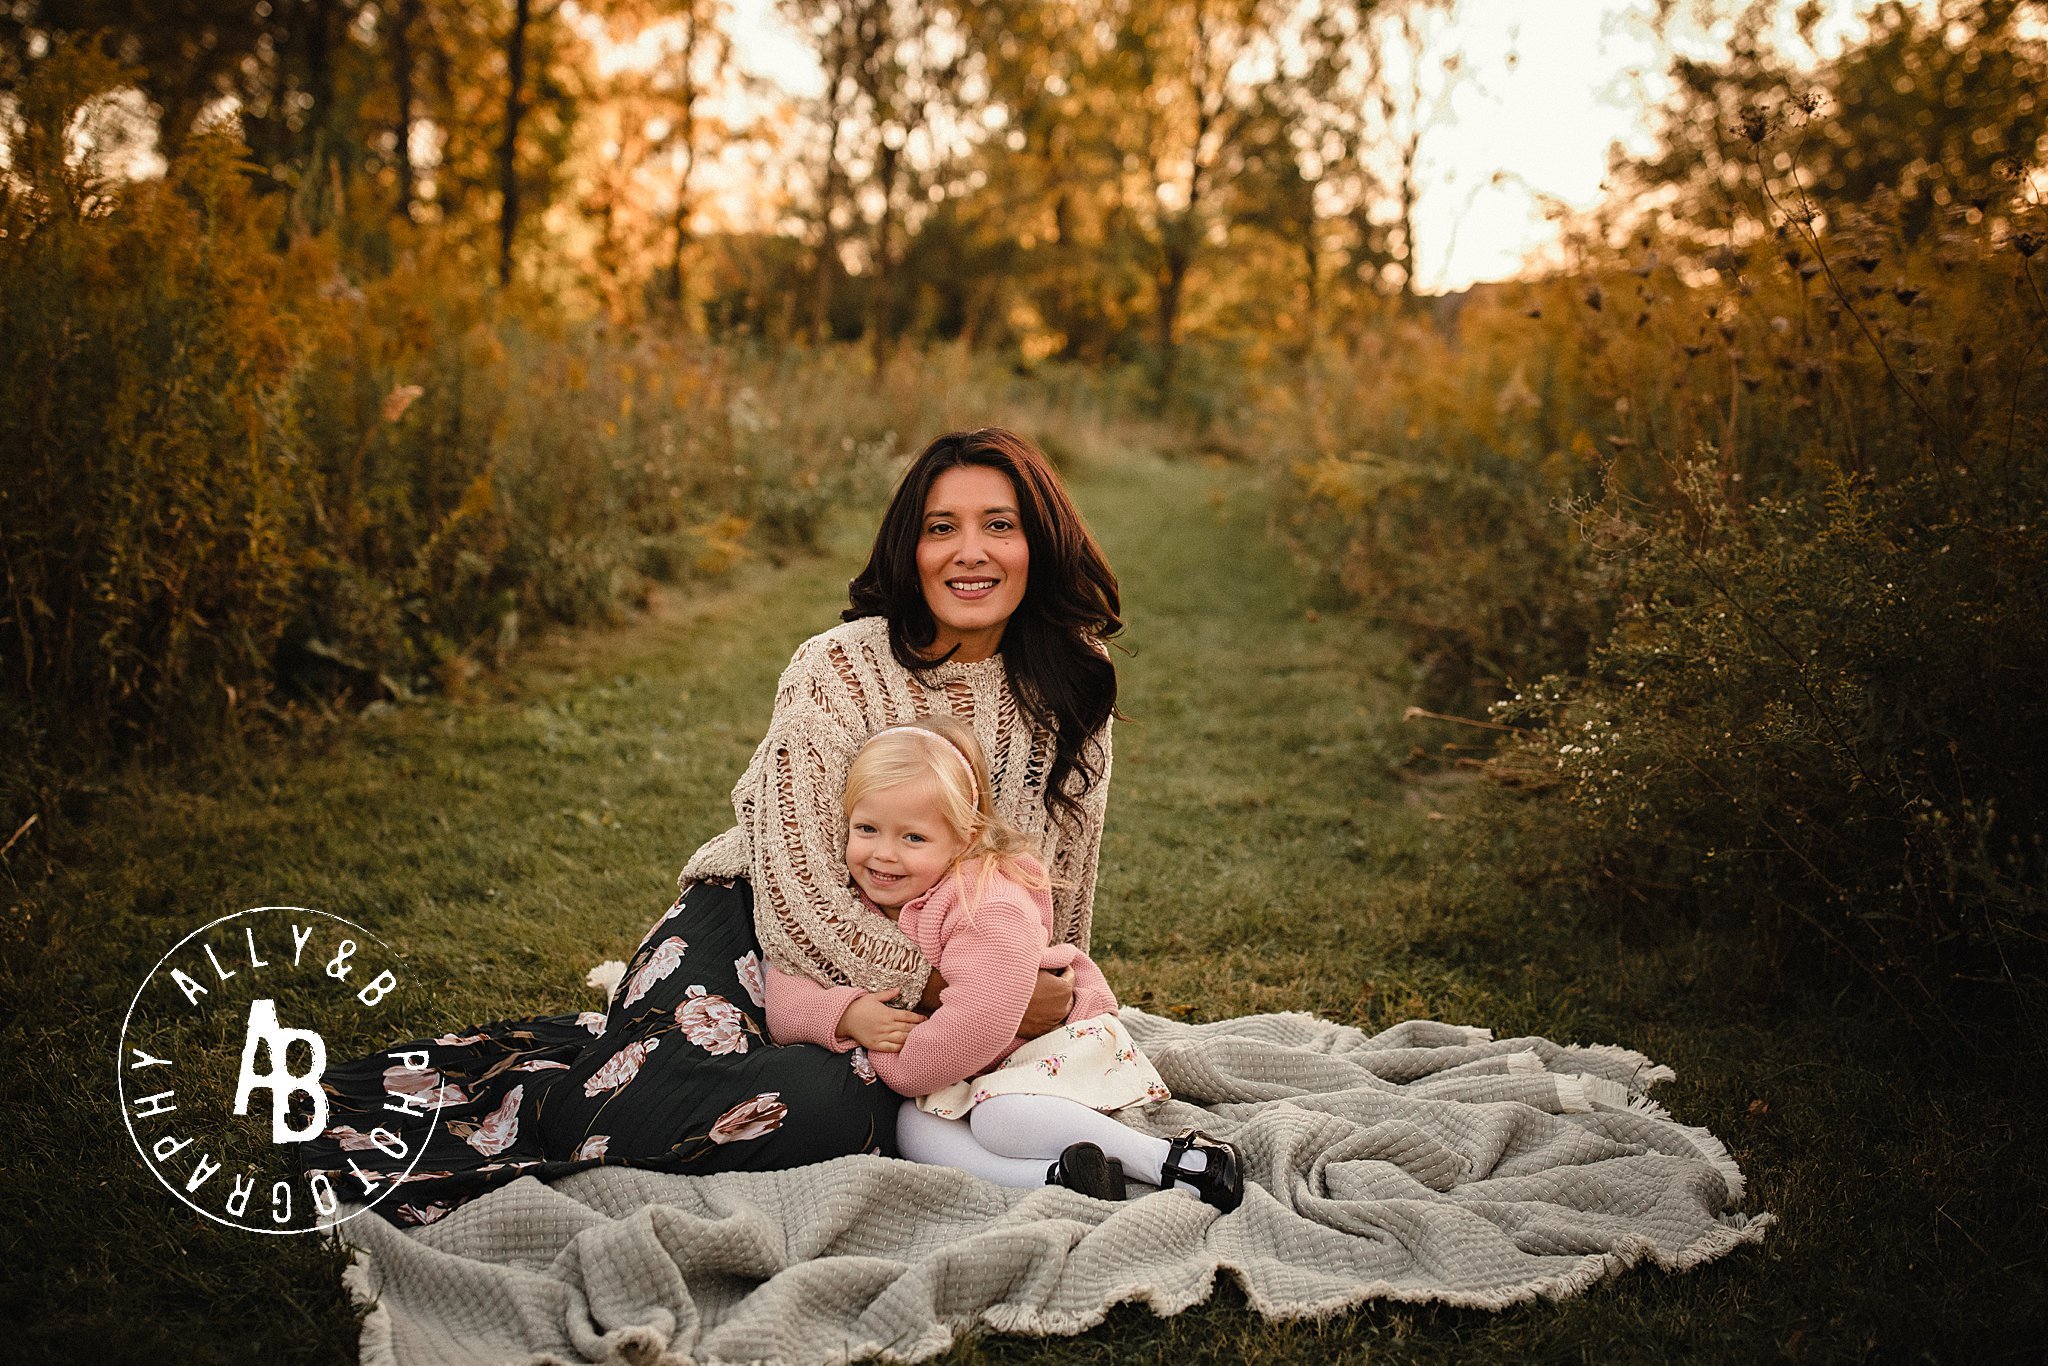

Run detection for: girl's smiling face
[[916, 465, 1029, 662], [845, 780, 969, 912]]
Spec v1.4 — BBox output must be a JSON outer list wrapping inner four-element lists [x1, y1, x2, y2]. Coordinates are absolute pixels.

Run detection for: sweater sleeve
[[1048, 713, 1113, 952], [741, 637, 933, 1006], [762, 962, 865, 1052], [865, 892, 1046, 1098]]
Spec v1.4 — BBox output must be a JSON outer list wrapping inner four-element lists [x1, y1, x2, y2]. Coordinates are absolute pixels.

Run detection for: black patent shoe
[[1161, 1128, 1244, 1213], [1045, 1141, 1128, 1201]]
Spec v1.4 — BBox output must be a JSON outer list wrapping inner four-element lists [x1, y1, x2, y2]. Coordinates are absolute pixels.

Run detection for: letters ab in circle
[[117, 906, 438, 1236]]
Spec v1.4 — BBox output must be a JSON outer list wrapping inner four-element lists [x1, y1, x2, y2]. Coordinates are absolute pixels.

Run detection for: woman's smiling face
[[916, 464, 1029, 662]]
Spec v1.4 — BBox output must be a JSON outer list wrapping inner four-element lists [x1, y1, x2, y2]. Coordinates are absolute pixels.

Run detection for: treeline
[[1277, 1, 2048, 1006], [2, 0, 1479, 398], [0, 0, 1476, 811]]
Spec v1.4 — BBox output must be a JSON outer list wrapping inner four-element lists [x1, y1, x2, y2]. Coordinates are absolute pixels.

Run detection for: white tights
[[895, 1094, 1207, 1194]]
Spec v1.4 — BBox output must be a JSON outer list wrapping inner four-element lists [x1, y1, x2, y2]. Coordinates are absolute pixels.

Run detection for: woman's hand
[[837, 991, 924, 1053], [1018, 966, 1075, 1038]]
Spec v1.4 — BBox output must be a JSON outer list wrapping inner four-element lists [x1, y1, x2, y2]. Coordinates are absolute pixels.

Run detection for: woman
[[297, 428, 1124, 1227]]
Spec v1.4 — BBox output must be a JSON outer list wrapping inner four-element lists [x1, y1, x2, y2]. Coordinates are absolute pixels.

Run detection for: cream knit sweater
[[678, 614, 1113, 1006]]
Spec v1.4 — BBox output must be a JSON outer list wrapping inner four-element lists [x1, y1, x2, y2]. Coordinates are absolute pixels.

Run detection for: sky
[[716, 0, 1894, 294]]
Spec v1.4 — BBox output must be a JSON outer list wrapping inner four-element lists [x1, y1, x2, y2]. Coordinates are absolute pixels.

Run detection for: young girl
[[763, 717, 1244, 1210]]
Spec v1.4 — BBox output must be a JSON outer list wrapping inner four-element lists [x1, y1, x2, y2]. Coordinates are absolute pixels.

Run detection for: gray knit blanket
[[324, 1009, 1773, 1365]]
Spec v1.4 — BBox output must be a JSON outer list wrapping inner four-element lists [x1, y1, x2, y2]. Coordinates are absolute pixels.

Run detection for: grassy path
[[3, 451, 2033, 1363]]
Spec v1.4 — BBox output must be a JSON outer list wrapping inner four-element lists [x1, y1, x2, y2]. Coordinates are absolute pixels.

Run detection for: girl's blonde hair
[[843, 715, 1051, 912]]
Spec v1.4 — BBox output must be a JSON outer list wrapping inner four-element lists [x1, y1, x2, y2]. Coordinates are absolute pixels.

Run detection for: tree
[[1629, 0, 2048, 244], [781, 0, 972, 361], [499, 0, 534, 284]]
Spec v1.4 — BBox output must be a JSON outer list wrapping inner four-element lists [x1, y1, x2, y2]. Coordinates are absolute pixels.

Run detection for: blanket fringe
[[1673, 1119, 1750, 1207], [1223, 1211, 1777, 1325], [1559, 1042, 1678, 1090], [1625, 1092, 1675, 1122], [1556, 1074, 1632, 1113], [336, 1239, 397, 1366]]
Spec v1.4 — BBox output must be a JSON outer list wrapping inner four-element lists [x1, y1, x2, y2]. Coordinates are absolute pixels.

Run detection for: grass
[[2, 447, 2041, 1363]]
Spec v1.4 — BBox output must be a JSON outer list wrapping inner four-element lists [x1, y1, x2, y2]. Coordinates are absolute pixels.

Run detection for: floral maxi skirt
[[293, 876, 901, 1227]]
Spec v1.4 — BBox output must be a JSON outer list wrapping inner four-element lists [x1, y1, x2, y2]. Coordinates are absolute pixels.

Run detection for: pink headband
[[869, 725, 980, 805]]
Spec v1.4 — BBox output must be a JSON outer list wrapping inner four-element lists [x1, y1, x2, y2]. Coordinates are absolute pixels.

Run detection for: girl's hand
[[837, 991, 924, 1053]]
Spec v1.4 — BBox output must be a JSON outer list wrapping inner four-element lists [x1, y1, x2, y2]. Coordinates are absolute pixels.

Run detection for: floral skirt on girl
[[915, 1012, 1170, 1121], [292, 875, 900, 1228]]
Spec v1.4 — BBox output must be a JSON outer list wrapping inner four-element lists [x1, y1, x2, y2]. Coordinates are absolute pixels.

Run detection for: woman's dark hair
[[844, 428, 1123, 827]]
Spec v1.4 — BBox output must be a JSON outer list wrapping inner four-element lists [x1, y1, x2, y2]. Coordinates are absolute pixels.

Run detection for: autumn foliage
[[1277, 3, 2048, 997]]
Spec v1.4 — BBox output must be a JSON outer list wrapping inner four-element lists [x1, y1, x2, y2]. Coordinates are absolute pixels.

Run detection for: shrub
[[1486, 461, 2047, 998], [0, 43, 315, 760], [1262, 14, 2048, 999]]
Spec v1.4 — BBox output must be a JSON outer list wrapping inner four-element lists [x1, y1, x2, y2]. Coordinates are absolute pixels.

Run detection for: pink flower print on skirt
[[382, 1065, 468, 1108], [459, 1083, 524, 1157], [675, 985, 751, 1055], [395, 1201, 453, 1226], [572, 1135, 610, 1161], [915, 1012, 1170, 1120], [583, 1037, 662, 1097], [708, 1092, 788, 1144], [621, 936, 688, 1007], [576, 1012, 607, 1034], [733, 951, 767, 1008]]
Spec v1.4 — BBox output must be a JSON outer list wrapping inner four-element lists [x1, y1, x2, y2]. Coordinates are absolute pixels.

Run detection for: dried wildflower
[[382, 384, 424, 424], [1737, 106, 1770, 144]]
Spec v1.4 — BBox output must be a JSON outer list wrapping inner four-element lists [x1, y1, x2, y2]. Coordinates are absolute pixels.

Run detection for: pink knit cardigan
[[763, 854, 1121, 1098]]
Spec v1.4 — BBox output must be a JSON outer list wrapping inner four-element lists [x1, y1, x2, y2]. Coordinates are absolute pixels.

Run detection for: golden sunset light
[[4, 2, 2044, 1361]]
